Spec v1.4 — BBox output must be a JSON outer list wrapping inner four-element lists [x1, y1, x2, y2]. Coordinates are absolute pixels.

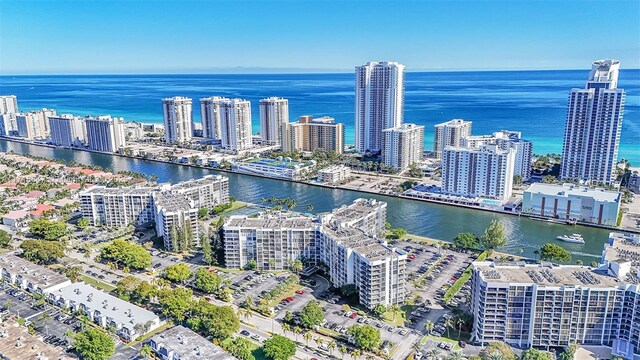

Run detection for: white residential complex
[[48, 114, 87, 147], [355, 61, 405, 154], [0, 95, 18, 115], [219, 98, 252, 151], [317, 165, 352, 184], [464, 130, 533, 180], [442, 145, 515, 201], [470, 234, 639, 360], [162, 96, 193, 144], [200, 96, 225, 140], [16, 109, 56, 139], [0, 254, 71, 294], [560, 60, 625, 185], [85, 115, 127, 152], [522, 183, 621, 226], [80, 175, 229, 251], [382, 123, 424, 170], [148, 326, 235, 360], [259, 97, 289, 145], [433, 119, 472, 159], [223, 199, 406, 308], [282, 115, 344, 154]]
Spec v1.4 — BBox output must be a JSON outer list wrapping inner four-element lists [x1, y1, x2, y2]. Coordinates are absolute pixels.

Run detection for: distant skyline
[[1, 0, 639, 74]]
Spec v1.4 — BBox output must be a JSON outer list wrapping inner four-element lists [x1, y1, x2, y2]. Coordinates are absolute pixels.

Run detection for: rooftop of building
[[327, 198, 384, 225], [149, 325, 234, 360], [473, 261, 624, 288], [383, 123, 425, 132], [241, 156, 314, 169], [604, 233, 640, 265], [168, 175, 227, 190], [435, 119, 472, 127], [0, 254, 70, 289], [46, 282, 159, 327], [80, 185, 157, 196], [318, 165, 350, 173], [525, 183, 621, 202], [225, 213, 315, 230], [0, 318, 73, 360], [153, 192, 194, 212], [296, 115, 337, 125], [320, 226, 402, 260]]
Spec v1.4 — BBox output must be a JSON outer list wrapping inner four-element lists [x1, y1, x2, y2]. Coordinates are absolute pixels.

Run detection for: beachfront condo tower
[[259, 97, 289, 146], [162, 96, 193, 144], [219, 98, 253, 151]]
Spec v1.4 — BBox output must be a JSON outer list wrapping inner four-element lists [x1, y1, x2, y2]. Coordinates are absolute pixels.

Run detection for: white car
[[344, 311, 353, 317], [415, 352, 424, 360]]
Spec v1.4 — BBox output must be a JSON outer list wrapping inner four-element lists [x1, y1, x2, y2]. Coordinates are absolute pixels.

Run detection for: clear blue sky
[[1, 0, 639, 74]]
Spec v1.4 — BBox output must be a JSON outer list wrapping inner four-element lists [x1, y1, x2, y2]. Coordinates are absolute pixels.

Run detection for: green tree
[[559, 343, 578, 360], [201, 234, 214, 265], [223, 337, 255, 360], [290, 259, 303, 274], [193, 267, 222, 293], [76, 218, 90, 230], [0, 229, 12, 247], [164, 263, 193, 283], [245, 259, 257, 270], [198, 208, 208, 219], [63, 265, 82, 282], [542, 175, 558, 184], [263, 335, 296, 360], [453, 232, 479, 249], [20, 240, 65, 264], [478, 342, 516, 360], [73, 328, 115, 360], [347, 324, 382, 351], [158, 287, 194, 322], [520, 348, 554, 360], [373, 304, 386, 317], [29, 219, 68, 240], [540, 243, 572, 263], [480, 220, 508, 255], [389, 227, 408, 239], [299, 300, 324, 329], [100, 239, 151, 269]]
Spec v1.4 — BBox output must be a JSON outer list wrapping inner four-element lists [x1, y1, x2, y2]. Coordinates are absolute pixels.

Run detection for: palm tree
[[139, 344, 154, 359], [390, 304, 402, 322], [339, 345, 347, 360], [411, 340, 421, 353], [446, 351, 466, 360], [327, 340, 336, 355], [282, 323, 290, 335], [314, 337, 323, 348], [293, 326, 301, 341], [427, 348, 442, 360], [456, 317, 464, 339], [444, 317, 455, 338], [424, 320, 434, 334], [303, 331, 312, 346], [351, 349, 361, 360], [486, 353, 503, 360]]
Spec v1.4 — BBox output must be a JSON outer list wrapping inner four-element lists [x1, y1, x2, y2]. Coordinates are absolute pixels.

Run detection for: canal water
[[0, 140, 613, 262]]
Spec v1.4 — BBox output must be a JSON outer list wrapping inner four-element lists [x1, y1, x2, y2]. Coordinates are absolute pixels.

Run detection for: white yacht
[[556, 233, 585, 244]]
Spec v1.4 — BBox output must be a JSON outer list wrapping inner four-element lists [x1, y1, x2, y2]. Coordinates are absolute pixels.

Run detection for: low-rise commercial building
[[46, 282, 161, 341], [148, 325, 234, 360], [0, 254, 71, 294], [522, 183, 621, 226], [317, 165, 351, 184], [232, 156, 315, 180]]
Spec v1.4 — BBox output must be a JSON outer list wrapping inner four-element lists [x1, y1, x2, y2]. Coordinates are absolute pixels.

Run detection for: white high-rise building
[[200, 96, 227, 140], [464, 130, 533, 180], [259, 97, 289, 146], [49, 114, 86, 147], [442, 145, 515, 201], [162, 96, 193, 144], [382, 123, 424, 170], [433, 119, 472, 159], [0, 95, 18, 114], [85, 115, 127, 153], [355, 61, 405, 154], [16, 109, 55, 140], [561, 60, 625, 185], [219, 98, 252, 151]]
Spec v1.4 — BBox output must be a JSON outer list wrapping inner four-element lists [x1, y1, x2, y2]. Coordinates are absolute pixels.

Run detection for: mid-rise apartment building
[[317, 165, 352, 184], [522, 183, 621, 226], [471, 234, 639, 359], [0, 95, 18, 115], [464, 130, 533, 180], [0, 95, 19, 136], [16, 109, 56, 139], [48, 114, 86, 147], [355, 61, 405, 154], [162, 96, 193, 144], [85, 115, 127, 152], [162, 174, 229, 210], [80, 186, 157, 227], [219, 98, 252, 151], [441, 145, 515, 201], [260, 97, 289, 145], [153, 192, 200, 251], [282, 115, 344, 154], [382, 123, 424, 170], [200, 96, 226, 140], [433, 119, 472, 159], [561, 60, 625, 185], [222, 199, 403, 308]]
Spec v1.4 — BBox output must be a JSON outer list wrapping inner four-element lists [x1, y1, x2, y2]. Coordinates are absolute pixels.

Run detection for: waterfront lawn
[[221, 201, 248, 215], [79, 274, 116, 292]]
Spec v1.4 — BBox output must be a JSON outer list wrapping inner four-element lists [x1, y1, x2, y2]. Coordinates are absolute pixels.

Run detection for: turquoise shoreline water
[[1, 70, 638, 163]]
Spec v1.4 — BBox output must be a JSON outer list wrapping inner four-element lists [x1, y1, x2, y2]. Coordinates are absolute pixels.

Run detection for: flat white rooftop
[[525, 183, 620, 203]]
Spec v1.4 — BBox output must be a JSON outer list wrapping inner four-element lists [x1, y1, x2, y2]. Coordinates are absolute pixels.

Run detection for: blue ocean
[[1, 70, 638, 163]]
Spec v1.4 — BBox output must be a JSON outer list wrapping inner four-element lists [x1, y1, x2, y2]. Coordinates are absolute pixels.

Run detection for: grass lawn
[[129, 321, 174, 346], [382, 304, 412, 326], [266, 283, 302, 308], [423, 335, 462, 351], [79, 274, 116, 292], [222, 201, 248, 214], [222, 337, 268, 360]]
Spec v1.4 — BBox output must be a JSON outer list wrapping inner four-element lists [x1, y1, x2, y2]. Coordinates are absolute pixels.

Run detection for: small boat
[[556, 233, 585, 244]]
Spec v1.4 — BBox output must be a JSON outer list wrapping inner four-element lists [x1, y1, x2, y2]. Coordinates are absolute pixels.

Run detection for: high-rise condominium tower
[[219, 99, 252, 151], [355, 61, 405, 154], [560, 60, 625, 185], [382, 123, 424, 170], [200, 96, 226, 140], [259, 97, 289, 146], [162, 97, 193, 144], [85, 115, 127, 153], [433, 119, 472, 159]]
